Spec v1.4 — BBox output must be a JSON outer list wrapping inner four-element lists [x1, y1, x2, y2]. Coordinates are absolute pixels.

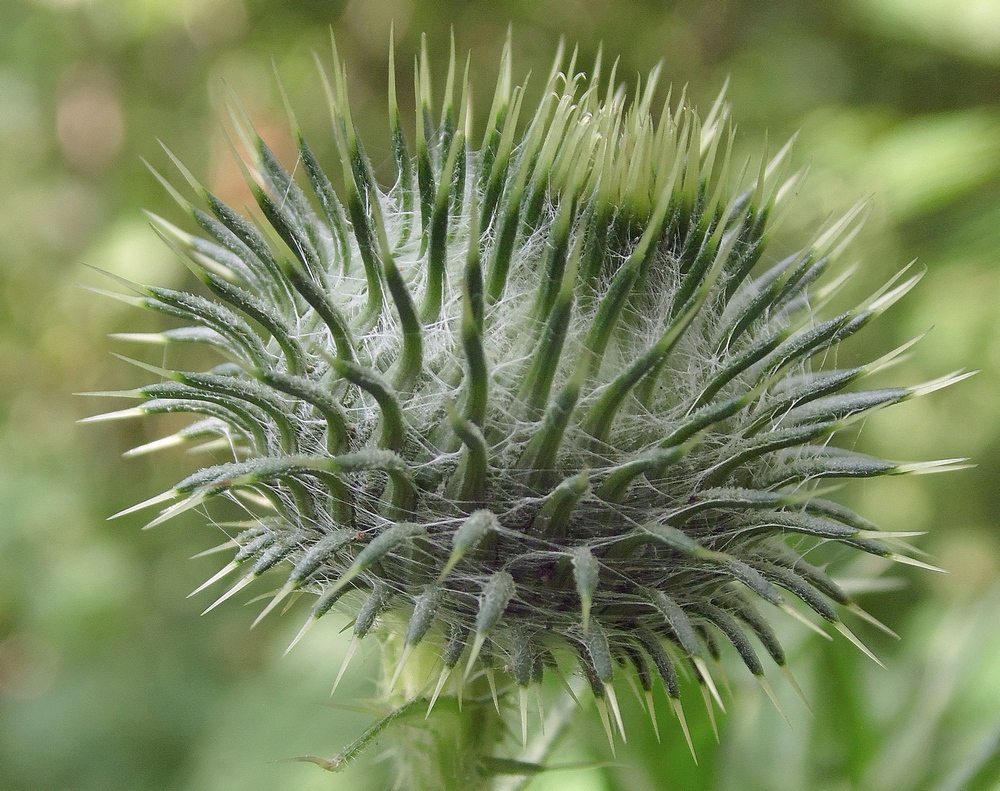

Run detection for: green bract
[[86, 36, 967, 764]]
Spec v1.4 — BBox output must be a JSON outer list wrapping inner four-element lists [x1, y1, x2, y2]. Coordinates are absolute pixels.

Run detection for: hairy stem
[[495, 678, 587, 791], [381, 633, 507, 791]]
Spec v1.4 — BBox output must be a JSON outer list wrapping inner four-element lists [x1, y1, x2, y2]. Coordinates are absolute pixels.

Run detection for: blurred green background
[[1, 0, 999, 789]]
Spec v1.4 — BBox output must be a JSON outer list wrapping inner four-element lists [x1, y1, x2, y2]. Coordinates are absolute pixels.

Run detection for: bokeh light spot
[[56, 69, 125, 173]]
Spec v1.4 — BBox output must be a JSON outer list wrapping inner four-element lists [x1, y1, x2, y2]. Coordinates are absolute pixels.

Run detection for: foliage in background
[[1, 1, 998, 790]]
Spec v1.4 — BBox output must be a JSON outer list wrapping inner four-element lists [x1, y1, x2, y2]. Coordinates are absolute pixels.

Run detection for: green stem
[[381, 634, 506, 791], [494, 677, 587, 791], [380, 634, 585, 790]]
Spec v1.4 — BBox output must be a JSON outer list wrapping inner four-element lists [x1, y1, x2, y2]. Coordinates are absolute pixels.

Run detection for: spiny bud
[[85, 34, 968, 753]]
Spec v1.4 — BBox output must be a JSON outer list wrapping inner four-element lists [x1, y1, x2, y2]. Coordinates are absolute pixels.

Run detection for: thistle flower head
[[87, 36, 966, 749]]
